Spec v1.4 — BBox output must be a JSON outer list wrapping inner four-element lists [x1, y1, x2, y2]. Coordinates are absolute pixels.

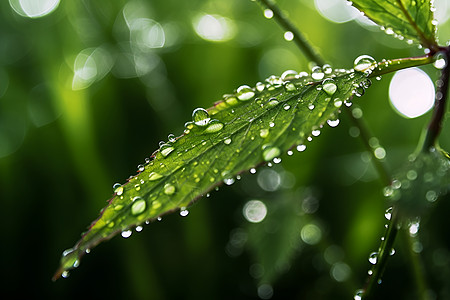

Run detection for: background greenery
[[1, 0, 450, 299]]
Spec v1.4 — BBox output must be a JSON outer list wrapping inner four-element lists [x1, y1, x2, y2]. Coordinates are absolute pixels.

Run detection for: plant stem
[[369, 54, 434, 78], [345, 107, 391, 187], [423, 46, 450, 150], [402, 228, 428, 299], [362, 206, 399, 299], [257, 0, 325, 65]]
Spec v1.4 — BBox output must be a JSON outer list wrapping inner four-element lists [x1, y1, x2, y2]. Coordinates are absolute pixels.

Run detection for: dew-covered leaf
[[351, 0, 437, 49], [384, 147, 450, 219], [53, 66, 372, 280]]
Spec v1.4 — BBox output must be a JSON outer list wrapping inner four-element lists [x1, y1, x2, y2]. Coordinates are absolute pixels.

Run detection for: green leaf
[[351, 0, 438, 49], [53, 67, 371, 280], [384, 147, 450, 219]]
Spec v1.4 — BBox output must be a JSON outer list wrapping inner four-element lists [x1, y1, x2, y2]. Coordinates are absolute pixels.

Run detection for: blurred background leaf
[[1, 0, 450, 299]]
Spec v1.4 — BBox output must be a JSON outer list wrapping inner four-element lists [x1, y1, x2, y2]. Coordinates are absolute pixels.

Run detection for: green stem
[[422, 47, 450, 150], [345, 107, 391, 187], [402, 228, 428, 298], [369, 54, 434, 78], [257, 0, 325, 65], [362, 206, 399, 299]]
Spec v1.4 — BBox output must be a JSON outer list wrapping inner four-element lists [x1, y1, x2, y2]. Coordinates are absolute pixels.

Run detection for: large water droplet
[[311, 66, 324, 80], [322, 78, 337, 95], [281, 70, 298, 80], [385, 207, 393, 220], [164, 183, 176, 195], [236, 85, 255, 101], [354, 55, 376, 73], [160, 143, 174, 157], [262, 145, 281, 161], [192, 108, 210, 126], [368, 252, 378, 264], [204, 119, 224, 133], [131, 197, 147, 215]]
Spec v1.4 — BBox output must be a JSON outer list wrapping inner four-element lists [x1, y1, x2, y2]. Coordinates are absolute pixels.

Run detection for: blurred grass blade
[[351, 0, 438, 49], [53, 67, 371, 280]]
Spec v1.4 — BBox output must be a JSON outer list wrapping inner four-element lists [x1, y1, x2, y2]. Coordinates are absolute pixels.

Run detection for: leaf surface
[[351, 0, 437, 49], [53, 67, 371, 280]]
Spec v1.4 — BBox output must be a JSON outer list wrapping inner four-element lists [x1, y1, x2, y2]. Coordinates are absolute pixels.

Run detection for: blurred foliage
[[1, 0, 449, 299]]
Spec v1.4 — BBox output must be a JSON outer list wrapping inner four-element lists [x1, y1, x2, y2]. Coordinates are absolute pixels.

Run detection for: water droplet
[[236, 85, 255, 101], [135, 225, 143, 232], [308, 104, 315, 110], [269, 122, 275, 128], [137, 164, 145, 172], [164, 183, 176, 195], [184, 121, 194, 130], [223, 175, 235, 185], [131, 197, 147, 215], [113, 183, 124, 196], [433, 52, 447, 69], [333, 98, 342, 108], [192, 108, 210, 126], [297, 144, 306, 152], [327, 119, 340, 127], [354, 289, 364, 300], [311, 129, 321, 136], [311, 66, 324, 80], [267, 97, 279, 107], [255, 82, 265, 92], [354, 55, 376, 73], [121, 230, 132, 238], [385, 207, 392, 220], [168, 134, 176, 143], [160, 144, 174, 157], [360, 79, 372, 89], [323, 64, 333, 74], [250, 168, 257, 174], [284, 31, 294, 41], [62, 271, 70, 278], [284, 81, 296, 92], [134, 184, 141, 191], [273, 157, 282, 164], [260, 128, 269, 138], [353, 86, 365, 97], [283, 104, 291, 110], [368, 252, 378, 264], [204, 119, 224, 133], [263, 8, 273, 19], [281, 70, 298, 80], [148, 172, 163, 181], [180, 208, 189, 217], [262, 145, 281, 161], [287, 150, 293, 156], [224, 138, 232, 144], [390, 248, 396, 256], [322, 78, 337, 95]]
